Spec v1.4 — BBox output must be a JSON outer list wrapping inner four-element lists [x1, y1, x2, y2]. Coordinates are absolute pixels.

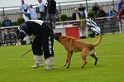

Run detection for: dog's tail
[[93, 34, 102, 47]]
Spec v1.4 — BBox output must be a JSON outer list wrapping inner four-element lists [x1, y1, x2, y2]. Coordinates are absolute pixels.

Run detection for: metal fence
[[0, 17, 121, 46]]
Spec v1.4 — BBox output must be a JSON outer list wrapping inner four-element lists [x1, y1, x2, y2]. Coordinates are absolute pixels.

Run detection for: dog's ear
[[59, 32, 62, 35]]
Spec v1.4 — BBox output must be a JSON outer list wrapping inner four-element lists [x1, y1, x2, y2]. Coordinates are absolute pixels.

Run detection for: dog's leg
[[66, 51, 73, 68], [63, 51, 73, 68], [81, 56, 87, 68], [90, 53, 98, 65], [63, 51, 70, 67], [81, 49, 89, 68]]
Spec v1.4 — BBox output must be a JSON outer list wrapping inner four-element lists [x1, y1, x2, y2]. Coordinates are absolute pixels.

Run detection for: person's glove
[[16, 39, 22, 46]]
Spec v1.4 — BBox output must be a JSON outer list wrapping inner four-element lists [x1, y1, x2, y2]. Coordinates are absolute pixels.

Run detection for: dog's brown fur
[[54, 32, 102, 68]]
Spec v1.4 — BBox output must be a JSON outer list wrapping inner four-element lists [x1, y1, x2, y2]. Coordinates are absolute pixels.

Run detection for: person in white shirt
[[29, 4, 37, 20], [38, 0, 47, 20], [20, 0, 30, 19]]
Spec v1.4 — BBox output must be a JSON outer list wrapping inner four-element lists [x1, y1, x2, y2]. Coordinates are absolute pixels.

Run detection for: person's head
[[111, 6, 115, 11], [38, 0, 42, 3], [99, 6, 103, 10], [4, 15, 9, 20], [47, 0, 49, 2], [74, 8, 78, 13], [21, 0, 24, 4], [94, 2, 98, 6], [120, 0, 124, 2], [29, 4, 33, 8], [80, 4, 83, 7]]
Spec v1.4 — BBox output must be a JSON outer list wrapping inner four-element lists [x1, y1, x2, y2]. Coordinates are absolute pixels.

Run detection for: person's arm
[[78, 12, 81, 19], [118, 9, 123, 22], [20, 5, 22, 11], [97, 10, 100, 17], [118, 3, 121, 12], [114, 11, 118, 17], [92, 6, 94, 11], [53, 1, 56, 11], [9, 20, 12, 26], [1, 21, 5, 26], [104, 11, 106, 17], [20, 5, 25, 14], [43, 2, 47, 12], [109, 11, 112, 17], [72, 13, 75, 20]]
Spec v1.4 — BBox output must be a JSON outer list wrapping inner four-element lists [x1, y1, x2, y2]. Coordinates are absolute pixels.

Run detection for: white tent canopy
[[0, 0, 118, 7]]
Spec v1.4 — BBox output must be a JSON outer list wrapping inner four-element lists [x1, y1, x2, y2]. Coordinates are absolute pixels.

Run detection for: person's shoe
[[45, 65, 54, 70], [31, 63, 43, 68]]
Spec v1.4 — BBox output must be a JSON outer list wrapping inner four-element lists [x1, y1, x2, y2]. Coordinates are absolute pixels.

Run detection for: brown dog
[[54, 32, 102, 68]]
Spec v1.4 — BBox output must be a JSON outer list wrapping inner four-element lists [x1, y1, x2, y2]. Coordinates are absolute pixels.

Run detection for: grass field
[[0, 33, 124, 82]]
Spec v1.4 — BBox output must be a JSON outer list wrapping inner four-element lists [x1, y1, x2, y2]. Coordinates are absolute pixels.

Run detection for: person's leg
[[100, 22, 104, 34], [110, 24, 112, 33], [112, 20, 116, 34], [41, 34, 54, 70], [51, 14, 56, 29], [43, 12, 46, 20], [40, 12, 43, 20], [49, 14, 56, 29], [40, 12, 45, 20], [110, 20, 115, 34], [49, 14, 53, 27], [41, 23, 54, 69], [31, 36, 44, 68]]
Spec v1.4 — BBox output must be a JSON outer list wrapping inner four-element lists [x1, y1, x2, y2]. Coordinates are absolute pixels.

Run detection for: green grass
[[0, 33, 124, 82]]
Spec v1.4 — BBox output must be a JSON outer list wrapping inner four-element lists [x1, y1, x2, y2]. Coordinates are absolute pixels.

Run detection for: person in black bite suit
[[16, 20, 54, 70]]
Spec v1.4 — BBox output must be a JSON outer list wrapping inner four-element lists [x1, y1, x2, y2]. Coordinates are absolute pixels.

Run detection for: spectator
[[92, 2, 99, 17], [72, 8, 81, 20], [118, 4, 124, 22], [78, 4, 85, 19], [47, 0, 56, 29], [118, 4, 124, 33], [108, 6, 118, 34], [20, 0, 30, 20], [2, 15, 12, 27], [97, 6, 106, 17], [2, 15, 13, 45], [29, 4, 37, 20], [38, 0, 47, 20], [97, 6, 106, 34], [118, 0, 124, 12]]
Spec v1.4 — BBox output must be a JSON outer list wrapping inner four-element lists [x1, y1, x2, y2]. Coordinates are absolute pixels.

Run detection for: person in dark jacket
[[92, 2, 99, 17], [72, 8, 81, 20], [97, 6, 106, 17], [16, 20, 54, 70], [47, 0, 56, 29], [78, 4, 85, 19], [97, 6, 106, 34], [2, 15, 12, 27], [72, 8, 81, 26]]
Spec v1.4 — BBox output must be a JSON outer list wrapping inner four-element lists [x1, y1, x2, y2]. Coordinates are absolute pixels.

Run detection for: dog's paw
[[63, 64, 66, 67], [66, 66, 69, 68]]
